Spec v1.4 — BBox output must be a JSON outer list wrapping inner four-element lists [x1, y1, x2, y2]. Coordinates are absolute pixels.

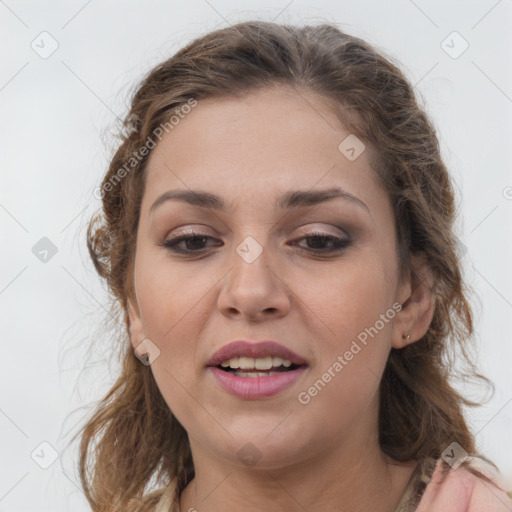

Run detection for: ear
[[127, 294, 145, 350], [391, 252, 436, 349]]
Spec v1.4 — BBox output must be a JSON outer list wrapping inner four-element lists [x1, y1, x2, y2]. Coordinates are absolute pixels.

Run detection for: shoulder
[[415, 457, 512, 512]]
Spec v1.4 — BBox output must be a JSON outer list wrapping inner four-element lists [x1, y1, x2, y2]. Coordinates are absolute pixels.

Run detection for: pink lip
[[206, 340, 308, 400], [206, 340, 308, 367], [208, 366, 308, 399]]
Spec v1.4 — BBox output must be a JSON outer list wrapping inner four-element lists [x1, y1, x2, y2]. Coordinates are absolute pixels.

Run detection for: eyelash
[[160, 229, 351, 256]]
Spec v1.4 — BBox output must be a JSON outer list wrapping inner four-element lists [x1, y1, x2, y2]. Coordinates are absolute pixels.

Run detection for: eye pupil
[[308, 235, 329, 249], [187, 236, 207, 249]]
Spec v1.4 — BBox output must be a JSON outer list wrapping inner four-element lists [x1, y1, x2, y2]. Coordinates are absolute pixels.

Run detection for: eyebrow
[[149, 187, 370, 215]]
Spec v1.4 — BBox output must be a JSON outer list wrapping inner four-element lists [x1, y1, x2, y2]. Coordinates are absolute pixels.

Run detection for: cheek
[[133, 256, 209, 377], [134, 246, 209, 337], [310, 254, 395, 345], [295, 265, 394, 436], [300, 259, 395, 421], [134, 261, 213, 426]]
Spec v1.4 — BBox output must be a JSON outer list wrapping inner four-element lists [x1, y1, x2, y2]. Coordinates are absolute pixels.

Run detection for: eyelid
[[165, 223, 350, 242], [294, 223, 350, 238], [163, 224, 216, 239]]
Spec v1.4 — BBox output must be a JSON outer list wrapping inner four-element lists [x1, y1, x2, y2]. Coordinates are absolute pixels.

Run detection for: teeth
[[255, 356, 272, 370], [221, 357, 239, 369], [231, 371, 283, 377], [239, 356, 255, 370], [219, 356, 294, 370]]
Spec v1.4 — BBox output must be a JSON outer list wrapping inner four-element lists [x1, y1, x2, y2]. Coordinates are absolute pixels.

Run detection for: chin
[[209, 424, 312, 471]]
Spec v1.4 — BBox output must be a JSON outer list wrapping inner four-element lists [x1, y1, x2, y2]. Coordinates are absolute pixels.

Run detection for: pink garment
[[415, 459, 512, 511]]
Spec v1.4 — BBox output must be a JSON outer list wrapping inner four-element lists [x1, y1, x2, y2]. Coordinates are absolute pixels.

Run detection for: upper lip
[[207, 340, 308, 367]]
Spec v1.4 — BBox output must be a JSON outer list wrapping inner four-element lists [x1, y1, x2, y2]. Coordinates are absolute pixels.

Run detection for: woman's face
[[128, 86, 419, 469]]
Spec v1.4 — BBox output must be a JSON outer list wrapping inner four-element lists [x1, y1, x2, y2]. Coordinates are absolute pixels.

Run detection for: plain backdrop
[[1, 1, 511, 510]]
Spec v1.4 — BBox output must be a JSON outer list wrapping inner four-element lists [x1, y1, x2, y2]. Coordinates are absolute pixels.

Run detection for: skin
[[128, 85, 436, 512]]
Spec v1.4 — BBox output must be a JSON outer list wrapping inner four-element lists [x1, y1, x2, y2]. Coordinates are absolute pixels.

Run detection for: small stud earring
[[403, 330, 411, 341]]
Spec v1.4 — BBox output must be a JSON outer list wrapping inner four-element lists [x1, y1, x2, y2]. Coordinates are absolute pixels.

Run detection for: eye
[[290, 229, 351, 254], [159, 228, 351, 256], [160, 230, 220, 254]]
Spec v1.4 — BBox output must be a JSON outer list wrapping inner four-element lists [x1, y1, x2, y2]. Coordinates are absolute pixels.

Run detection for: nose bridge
[[230, 234, 276, 294], [217, 233, 291, 320]]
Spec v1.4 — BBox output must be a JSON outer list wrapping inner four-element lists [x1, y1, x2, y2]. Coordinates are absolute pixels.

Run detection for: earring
[[402, 330, 411, 341]]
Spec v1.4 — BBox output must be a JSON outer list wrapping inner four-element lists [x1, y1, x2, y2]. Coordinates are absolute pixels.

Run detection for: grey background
[[1, 1, 511, 510]]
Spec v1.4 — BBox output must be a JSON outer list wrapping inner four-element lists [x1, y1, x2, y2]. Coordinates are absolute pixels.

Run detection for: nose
[[217, 244, 292, 322]]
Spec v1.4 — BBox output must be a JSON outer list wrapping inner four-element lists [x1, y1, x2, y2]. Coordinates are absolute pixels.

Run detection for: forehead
[[141, 86, 387, 217]]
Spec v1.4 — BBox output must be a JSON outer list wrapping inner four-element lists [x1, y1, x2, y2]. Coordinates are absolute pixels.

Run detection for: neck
[[178, 430, 416, 512]]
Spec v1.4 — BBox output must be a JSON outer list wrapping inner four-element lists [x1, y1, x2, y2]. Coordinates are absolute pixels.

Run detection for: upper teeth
[[220, 356, 293, 370]]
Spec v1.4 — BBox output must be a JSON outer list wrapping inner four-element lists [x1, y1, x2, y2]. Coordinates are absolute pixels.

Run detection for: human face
[[128, 85, 411, 469]]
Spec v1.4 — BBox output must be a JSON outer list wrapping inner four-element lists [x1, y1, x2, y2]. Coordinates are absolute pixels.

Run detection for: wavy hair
[[77, 20, 498, 511]]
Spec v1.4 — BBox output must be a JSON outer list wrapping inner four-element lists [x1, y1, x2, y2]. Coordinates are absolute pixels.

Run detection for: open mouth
[[216, 356, 306, 378], [209, 354, 308, 398]]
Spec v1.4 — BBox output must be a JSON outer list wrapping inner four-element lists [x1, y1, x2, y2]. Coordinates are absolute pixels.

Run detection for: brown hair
[[77, 19, 499, 511]]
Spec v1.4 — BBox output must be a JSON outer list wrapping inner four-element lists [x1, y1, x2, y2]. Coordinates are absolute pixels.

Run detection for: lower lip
[[208, 366, 308, 399]]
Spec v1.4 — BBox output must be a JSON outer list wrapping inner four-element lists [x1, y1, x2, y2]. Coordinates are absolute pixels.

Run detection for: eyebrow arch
[[149, 187, 370, 215]]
